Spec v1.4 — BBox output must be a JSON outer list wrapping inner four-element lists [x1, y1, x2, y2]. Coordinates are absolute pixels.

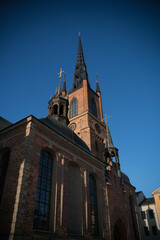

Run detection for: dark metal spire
[[58, 79, 62, 95], [62, 74, 66, 92], [73, 33, 88, 89], [106, 122, 114, 149], [96, 75, 100, 92]]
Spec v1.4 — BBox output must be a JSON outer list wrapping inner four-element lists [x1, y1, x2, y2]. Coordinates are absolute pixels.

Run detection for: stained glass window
[[0, 151, 10, 202], [33, 150, 53, 231], [89, 175, 99, 236], [91, 98, 97, 118], [70, 98, 78, 118]]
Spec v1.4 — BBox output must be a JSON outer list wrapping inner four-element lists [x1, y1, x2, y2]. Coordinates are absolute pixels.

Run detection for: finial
[[79, 32, 80, 37], [50, 94, 52, 100], [103, 114, 111, 124], [58, 68, 64, 79]]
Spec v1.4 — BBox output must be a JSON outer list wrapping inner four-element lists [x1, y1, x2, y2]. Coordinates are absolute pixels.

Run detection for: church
[[0, 36, 142, 240]]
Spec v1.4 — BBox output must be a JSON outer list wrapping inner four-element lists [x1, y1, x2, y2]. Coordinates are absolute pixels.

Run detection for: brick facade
[[0, 36, 143, 240]]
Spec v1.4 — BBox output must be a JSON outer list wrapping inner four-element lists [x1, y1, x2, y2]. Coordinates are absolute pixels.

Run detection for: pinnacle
[[106, 122, 115, 149], [96, 75, 100, 92], [62, 75, 66, 92]]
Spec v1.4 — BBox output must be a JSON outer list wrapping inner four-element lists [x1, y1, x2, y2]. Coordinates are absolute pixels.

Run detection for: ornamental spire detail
[[72, 34, 88, 89]]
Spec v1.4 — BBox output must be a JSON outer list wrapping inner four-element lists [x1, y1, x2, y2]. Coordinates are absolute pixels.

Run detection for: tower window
[[70, 98, 78, 118], [53, 104, 58, 115], [89, 174, 99, 236], [33, 150, 53, 231], [141, 211, 146, 219], [0, 151, 10, 202], [91, 98, 97, 118], [60, 105, 64, 115], [149, 209, 154, 219]]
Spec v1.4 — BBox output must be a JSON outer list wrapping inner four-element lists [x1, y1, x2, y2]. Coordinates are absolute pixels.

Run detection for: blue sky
[[1, 0, 160, 198]]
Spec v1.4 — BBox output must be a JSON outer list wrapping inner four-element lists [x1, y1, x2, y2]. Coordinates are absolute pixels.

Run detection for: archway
[[114, 219, 128, 240]]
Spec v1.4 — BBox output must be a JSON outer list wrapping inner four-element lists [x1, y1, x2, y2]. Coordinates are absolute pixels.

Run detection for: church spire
[[58, 79, 62, 95], [106, 121, 114, 149], [73, 34, 88, 89], [96, 75, 101, 92]]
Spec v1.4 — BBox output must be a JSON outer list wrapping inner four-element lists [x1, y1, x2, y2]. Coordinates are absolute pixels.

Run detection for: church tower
[[48, 70, 69, 126], [104, 117, 121, 177], [68, 35, 106, 159]]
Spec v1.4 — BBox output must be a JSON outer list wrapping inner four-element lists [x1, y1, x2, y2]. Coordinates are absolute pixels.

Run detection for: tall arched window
[[53, 104, 58, 115], [89, 174, 99, 236], [91, 98, 97, 118], [0, 151, 10, 202], [70, 98, 78, 118], [33, 150, 53, 231], [67, 162, 82, 234]]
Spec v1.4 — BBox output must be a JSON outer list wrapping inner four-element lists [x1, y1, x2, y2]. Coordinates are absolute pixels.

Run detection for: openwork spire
[[73, 34, 88, 89]]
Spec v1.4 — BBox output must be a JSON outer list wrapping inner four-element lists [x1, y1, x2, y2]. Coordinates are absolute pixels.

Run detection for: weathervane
[[58, 68, 64, 79], [103, 114, 111, 124]]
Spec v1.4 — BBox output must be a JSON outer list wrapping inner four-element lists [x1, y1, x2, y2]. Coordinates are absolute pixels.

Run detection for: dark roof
[[106, 122, 115, 149], [140, 197, 155, 206], [136, 191, 143, 195], [40, 115, 91, 153], [121, 172, 131, 184], [0, 117, 12, 131]]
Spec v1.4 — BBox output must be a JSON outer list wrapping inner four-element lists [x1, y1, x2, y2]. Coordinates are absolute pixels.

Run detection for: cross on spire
[[58, 68, 64, 79], [104, 114, 111, 124]]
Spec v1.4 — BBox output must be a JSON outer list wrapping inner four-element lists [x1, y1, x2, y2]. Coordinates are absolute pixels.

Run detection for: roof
[[0, 117, 12, 131], [40, 115, 91, 153], [121, 172, 131, 184], [140, 197, 155, 206], [151, 187, 160, 195], [136, 191, 143, 195]]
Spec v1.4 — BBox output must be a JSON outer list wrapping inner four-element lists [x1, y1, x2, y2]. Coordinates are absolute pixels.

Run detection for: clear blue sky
[[1, 0, 160, 198]]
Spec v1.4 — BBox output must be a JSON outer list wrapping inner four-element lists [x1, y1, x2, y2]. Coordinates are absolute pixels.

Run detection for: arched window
[[0, 151, 10, 202], [53, 104, 58, 115], [91, 98, 97, 118], [67, 162, 82, 234], [89, 174, 99, 236], [33, 150, 53, 231], [70, 98, 78, 118], [60, 105, 64, 115]]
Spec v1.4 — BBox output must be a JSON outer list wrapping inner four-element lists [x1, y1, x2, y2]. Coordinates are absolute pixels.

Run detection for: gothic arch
[[114, 219, 128, 240]]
